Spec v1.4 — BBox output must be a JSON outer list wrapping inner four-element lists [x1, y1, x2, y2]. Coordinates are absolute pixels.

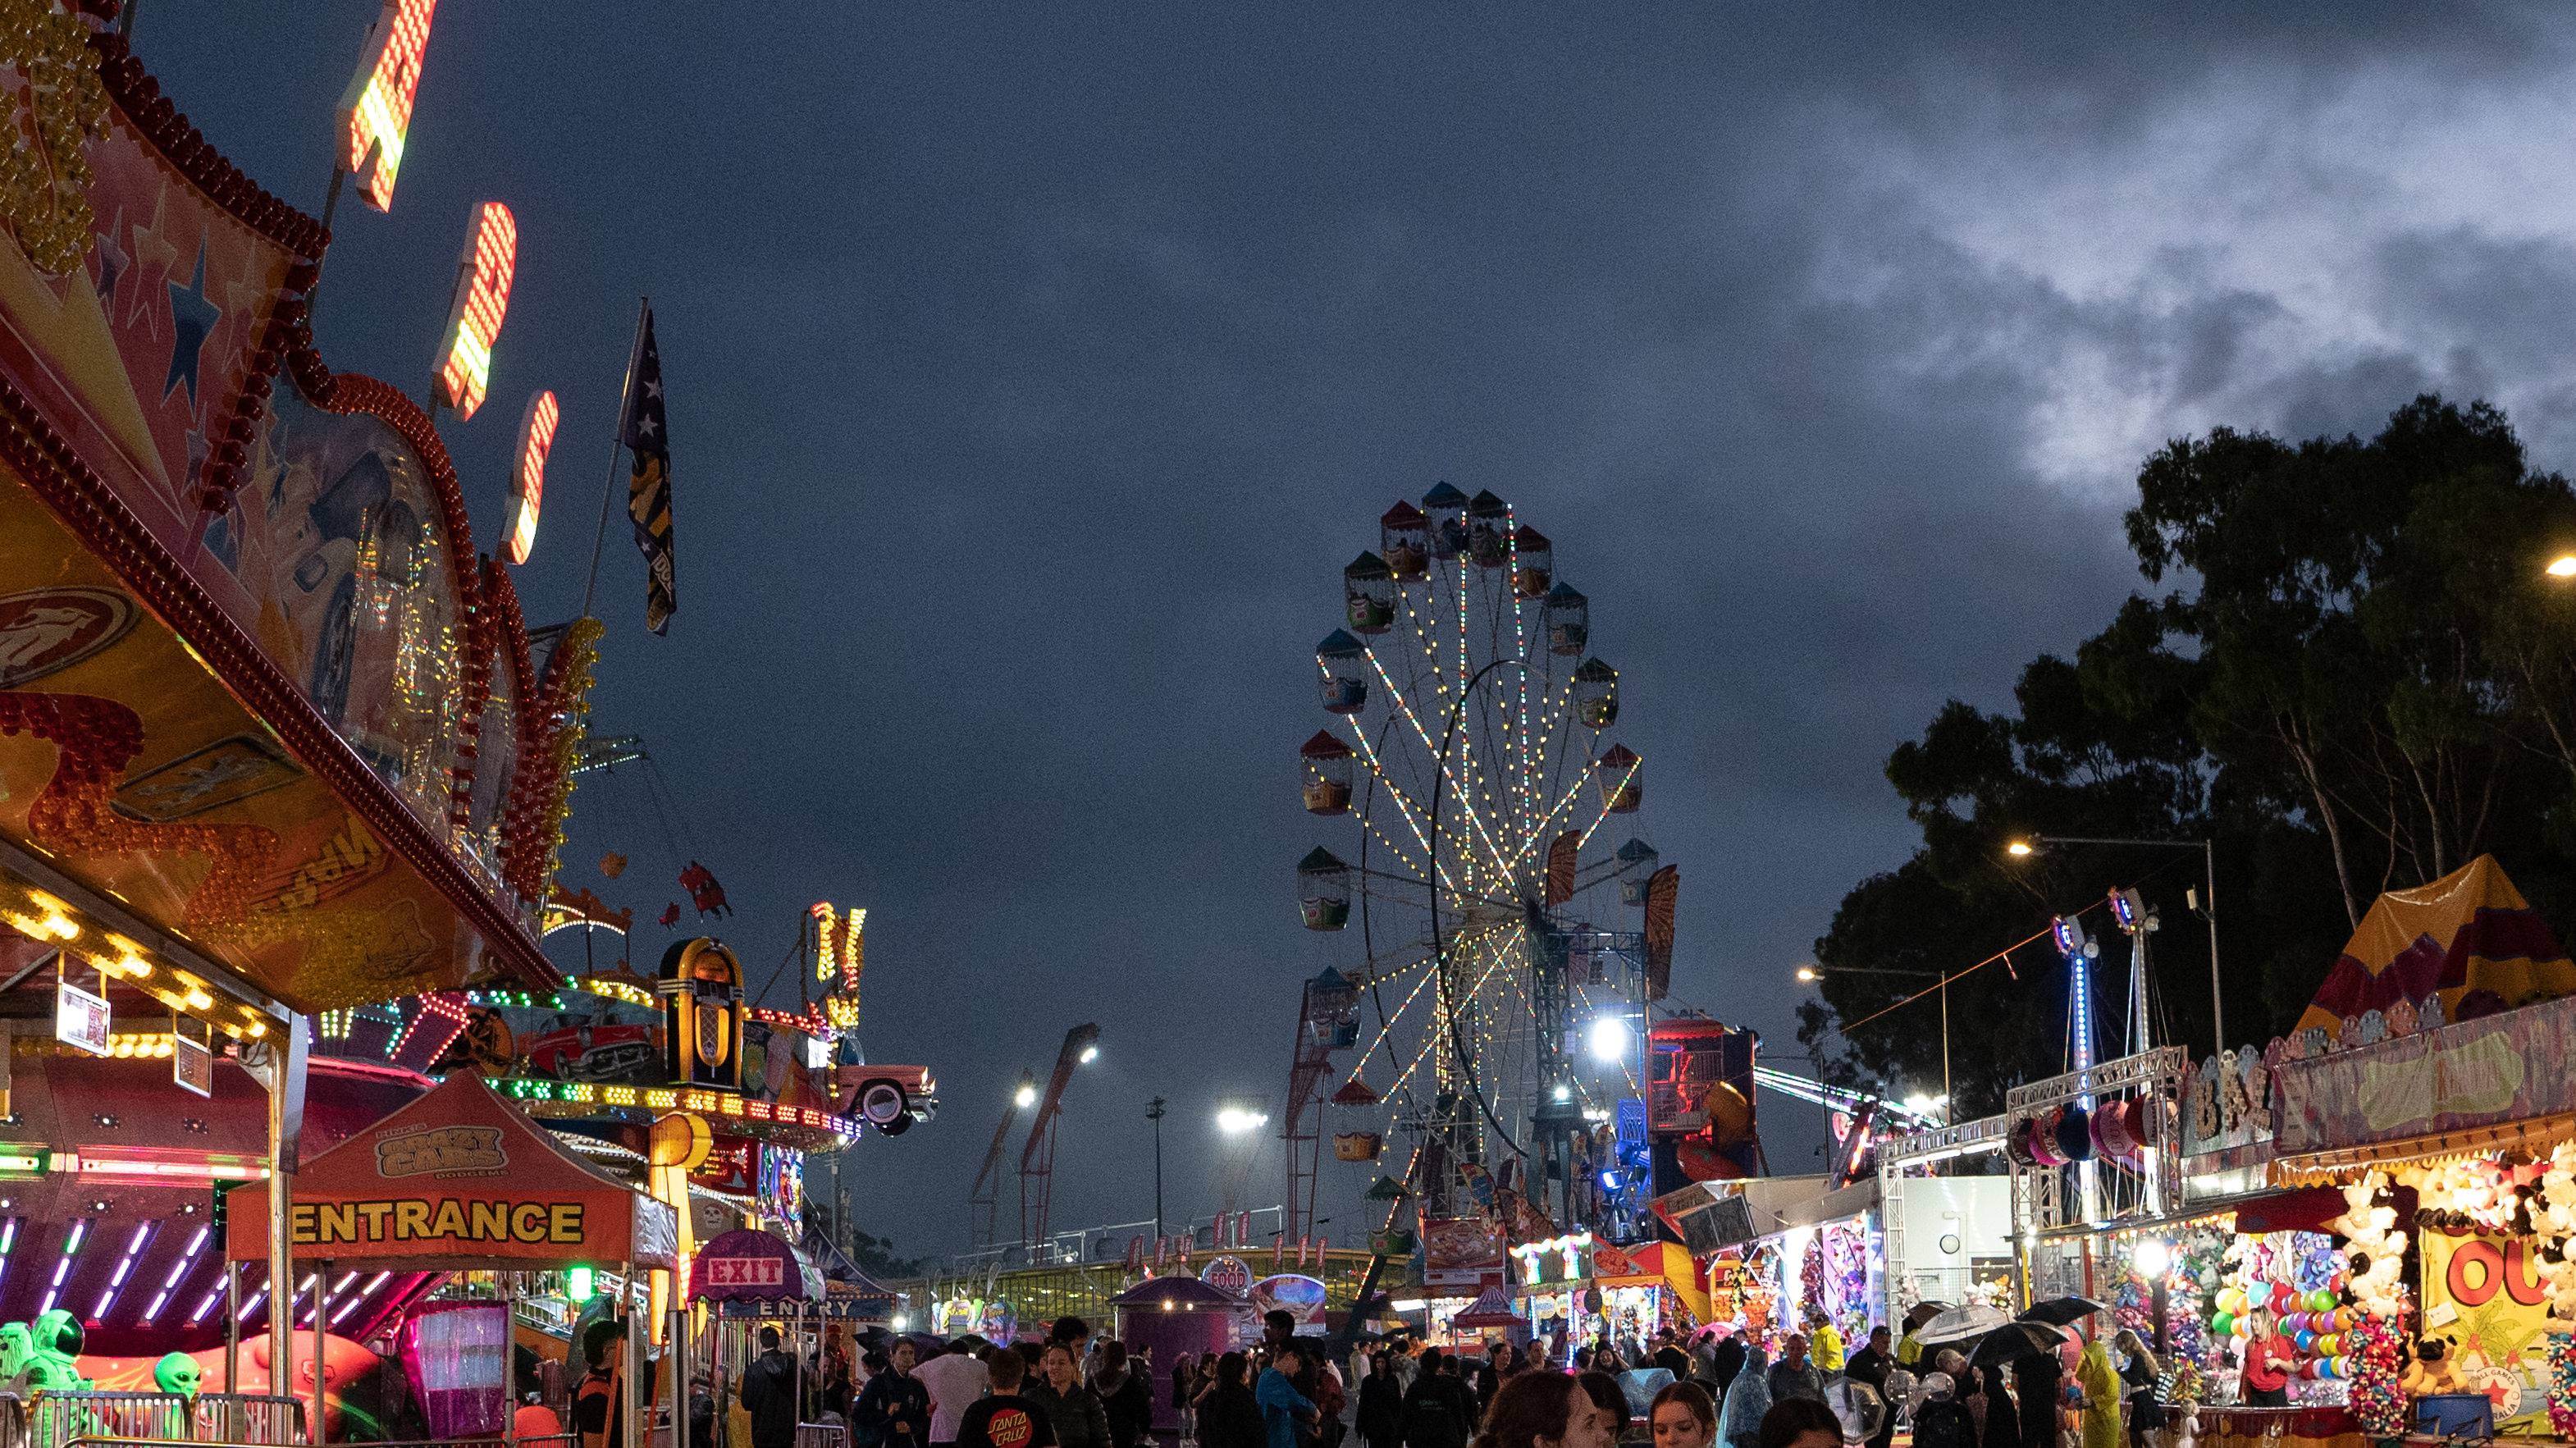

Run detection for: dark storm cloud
[[140, 2, 2576, 1250]]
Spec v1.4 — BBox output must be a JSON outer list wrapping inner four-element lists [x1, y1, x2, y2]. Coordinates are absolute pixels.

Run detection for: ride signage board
[[2274, 997, 2576, 1154], [502, 390, 558, 564], [336, 0, 438, 210], [55, 977, 107, 1057], [698, 1256, 783, 1290], [433, 201, 517, 420]]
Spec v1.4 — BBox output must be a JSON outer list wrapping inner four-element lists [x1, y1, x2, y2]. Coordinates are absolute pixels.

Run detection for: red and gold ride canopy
[[0, 20, 584, 1017]]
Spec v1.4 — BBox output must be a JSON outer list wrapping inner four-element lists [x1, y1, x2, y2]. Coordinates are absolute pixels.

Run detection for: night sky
[[143, 3, 2576, 1264]]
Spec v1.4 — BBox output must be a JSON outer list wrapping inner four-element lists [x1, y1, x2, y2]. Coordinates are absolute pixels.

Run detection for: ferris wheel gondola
[[1287, 484, 1677, 1238]]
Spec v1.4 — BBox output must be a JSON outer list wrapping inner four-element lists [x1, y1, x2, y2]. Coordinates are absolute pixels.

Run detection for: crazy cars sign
[[433, 201, 516, 420]]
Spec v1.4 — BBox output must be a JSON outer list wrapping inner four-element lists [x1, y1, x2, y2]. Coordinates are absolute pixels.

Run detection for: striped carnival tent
[[2294, 854, 2576, 1042]]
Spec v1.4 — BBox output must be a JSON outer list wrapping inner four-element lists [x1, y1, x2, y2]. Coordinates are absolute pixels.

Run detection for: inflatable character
[[76, 1333, 375, 1437], [0, 1321, 30, 1382], [25, 1309, 89, 1392], [154, 1352, 203, 1397]]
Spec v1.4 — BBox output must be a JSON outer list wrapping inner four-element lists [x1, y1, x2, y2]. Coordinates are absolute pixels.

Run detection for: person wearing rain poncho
[[1717, 1346, 1772, 1448], [2074, 1343, 2120, 1448]]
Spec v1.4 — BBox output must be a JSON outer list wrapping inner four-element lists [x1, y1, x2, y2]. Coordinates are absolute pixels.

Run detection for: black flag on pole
[[621, 309, 675, 634]]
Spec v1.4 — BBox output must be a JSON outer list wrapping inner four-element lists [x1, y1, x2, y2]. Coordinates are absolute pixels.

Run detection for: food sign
[[1199, 1255, 1252, 1295]]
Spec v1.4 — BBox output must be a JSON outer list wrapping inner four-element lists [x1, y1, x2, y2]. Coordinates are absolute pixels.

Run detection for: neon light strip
[[188, 1289, 222, 1324], [144, 1222, 212, 1322], [93, 1222, 153, 1320], [236, 1287, 267, 1322]]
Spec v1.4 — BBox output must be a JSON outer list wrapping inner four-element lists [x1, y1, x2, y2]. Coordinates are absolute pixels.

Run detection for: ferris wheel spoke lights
[[1296, 481, 1671, 1219]]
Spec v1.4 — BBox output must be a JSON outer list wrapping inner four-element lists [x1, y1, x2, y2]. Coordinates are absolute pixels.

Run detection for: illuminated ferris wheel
[[1295, 485, 1671, 1223]]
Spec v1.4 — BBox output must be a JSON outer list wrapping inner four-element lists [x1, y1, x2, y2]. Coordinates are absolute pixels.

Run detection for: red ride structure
[[1019, 1023, 1100, 1249]]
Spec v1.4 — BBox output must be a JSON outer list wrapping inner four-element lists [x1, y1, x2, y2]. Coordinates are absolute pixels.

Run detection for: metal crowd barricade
[[795, 1422, 848, 1448], [21, 1391, 307, 1448]]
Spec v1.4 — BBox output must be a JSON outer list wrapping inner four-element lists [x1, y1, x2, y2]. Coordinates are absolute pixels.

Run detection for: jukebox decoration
[[660, 937, 747, 1092]]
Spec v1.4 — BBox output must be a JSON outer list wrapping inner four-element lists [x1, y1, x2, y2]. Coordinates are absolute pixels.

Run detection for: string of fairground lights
[[1387, 568, 1560, 894], [1369, 922, 1511, 1099], [1340, 710, 1454, 893], [1404, 921, 1528, 1102], [1363, 644, 1511, 878], [1352, 509, 1626, 1134], [1339, 638, 1576, 891], [1824, 899, 2119, 1039], [1387, 569, 1522, 885]]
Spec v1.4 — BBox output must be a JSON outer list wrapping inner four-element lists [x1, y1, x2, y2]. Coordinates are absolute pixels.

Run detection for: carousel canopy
[[226, 1072, 677, 1272]]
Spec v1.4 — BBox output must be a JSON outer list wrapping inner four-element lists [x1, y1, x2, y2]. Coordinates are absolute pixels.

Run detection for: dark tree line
[[1802, 396, 2576, 1116]]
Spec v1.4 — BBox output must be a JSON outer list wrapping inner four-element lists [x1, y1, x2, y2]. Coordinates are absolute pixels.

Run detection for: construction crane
[[968, 1069, 1039, 1247], [1020, 1023, 1102, 1249]]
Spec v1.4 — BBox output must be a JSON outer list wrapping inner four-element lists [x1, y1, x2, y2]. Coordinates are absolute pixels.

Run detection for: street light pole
[[1147, 1097, 1167, 1242], [2011, 835, 2224, 1049]]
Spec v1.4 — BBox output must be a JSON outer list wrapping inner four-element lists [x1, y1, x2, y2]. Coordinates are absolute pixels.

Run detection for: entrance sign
[[228, 1073, 674, 1271]]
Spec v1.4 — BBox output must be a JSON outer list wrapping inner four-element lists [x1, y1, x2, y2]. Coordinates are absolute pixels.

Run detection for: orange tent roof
[[226, 1073, 677, 1272], [2295, 854, 2576, 1040]]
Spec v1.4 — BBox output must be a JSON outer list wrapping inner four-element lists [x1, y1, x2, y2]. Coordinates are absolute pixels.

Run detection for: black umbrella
[[2019, 1296, 2109, 1328], [1967, 1322, 2071, 1368]]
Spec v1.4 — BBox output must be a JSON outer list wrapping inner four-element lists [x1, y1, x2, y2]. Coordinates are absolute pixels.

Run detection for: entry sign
[[56, 978, 107, 1057], [701, 1256, 784, 1290], [503, 389, 558, 564], [335, 0, 439, 212]]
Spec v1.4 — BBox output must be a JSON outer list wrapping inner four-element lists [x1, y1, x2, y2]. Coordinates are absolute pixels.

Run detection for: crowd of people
[[693, 1309, 1871, 1448], [598, 1296, 2176, 1448]]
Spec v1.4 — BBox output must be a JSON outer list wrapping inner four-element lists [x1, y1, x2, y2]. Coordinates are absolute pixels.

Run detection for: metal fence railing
[[9, 1392, 305, 1448], [797, 1423, 848, 1448]]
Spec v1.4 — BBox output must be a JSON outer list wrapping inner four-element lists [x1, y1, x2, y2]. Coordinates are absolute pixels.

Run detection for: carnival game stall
[[1589, 1240, 1710, 1350], [1510, 1231, 1598, 1354], [2122, 854, 2576, 1446], [226, 1073, 678, 1445]]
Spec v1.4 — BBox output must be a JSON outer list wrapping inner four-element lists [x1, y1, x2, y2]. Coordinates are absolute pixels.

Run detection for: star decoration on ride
[[162, 240, 221, 410], [90, 205, 128, 311]]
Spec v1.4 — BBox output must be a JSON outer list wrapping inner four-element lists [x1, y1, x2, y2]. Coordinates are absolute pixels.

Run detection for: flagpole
[[581, 296, 651, 621]]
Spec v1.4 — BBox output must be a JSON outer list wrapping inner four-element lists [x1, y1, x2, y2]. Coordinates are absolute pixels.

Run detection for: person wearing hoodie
[[1398, 1350, 1473, 1448], [1031, 1341, 1113, 1448], [1260, 1341, 1321, 1448], [739, 1327, 804, 1448], [1098, 1341, 1157, 1448]]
